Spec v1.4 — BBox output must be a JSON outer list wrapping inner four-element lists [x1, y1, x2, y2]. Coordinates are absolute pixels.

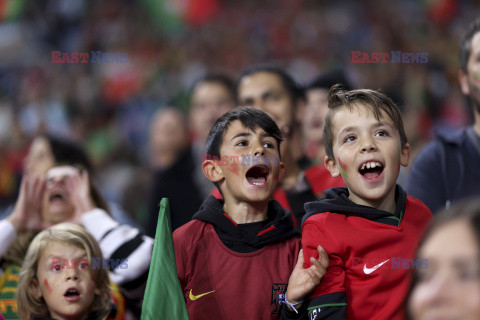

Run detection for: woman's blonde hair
[[16, 223, 111, 320]]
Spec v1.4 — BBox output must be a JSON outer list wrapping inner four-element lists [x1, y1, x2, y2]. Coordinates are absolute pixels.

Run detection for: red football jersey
[[174, 220, 300, 320], [302, 195, 432, 320]]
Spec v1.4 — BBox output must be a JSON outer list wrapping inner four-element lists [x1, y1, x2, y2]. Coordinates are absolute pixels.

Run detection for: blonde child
[[16, 223, 113, 320]]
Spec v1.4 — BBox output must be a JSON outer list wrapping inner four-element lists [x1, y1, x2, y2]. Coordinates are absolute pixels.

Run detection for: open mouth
[[49, 190, 66, 203], [246, 165, 269, 187], [64, 288, 80, 297], [64, 287, 81, 302], [358, 161, 384, 180]]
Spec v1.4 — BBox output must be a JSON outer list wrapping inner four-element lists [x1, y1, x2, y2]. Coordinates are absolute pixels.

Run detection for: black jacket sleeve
[[280, 292, 347, 320]]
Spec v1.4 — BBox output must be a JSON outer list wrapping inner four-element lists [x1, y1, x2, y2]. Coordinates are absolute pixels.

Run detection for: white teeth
[[361, 161, 382, 170], [253, 182, 263, 186]]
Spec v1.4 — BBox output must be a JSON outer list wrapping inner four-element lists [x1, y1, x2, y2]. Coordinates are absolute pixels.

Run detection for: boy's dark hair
[[235, 65, 305, 106], [191, 73, 235, 100], [204, 107, 284, 162], [307, 69, 353, 92], [323, 84, 408, 160], [460, 17, 480, 73]]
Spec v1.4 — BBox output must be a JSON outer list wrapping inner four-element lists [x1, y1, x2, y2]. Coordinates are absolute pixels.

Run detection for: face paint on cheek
[[229, 163, 240, 176], [337, 157, 349, 180], [44, 279, 53, 295]]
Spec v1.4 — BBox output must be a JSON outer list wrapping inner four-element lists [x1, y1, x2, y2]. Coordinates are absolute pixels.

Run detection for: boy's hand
[[8, 175, 52, 232], [64, 170, 95, 224], [285, 246, 329, 310]]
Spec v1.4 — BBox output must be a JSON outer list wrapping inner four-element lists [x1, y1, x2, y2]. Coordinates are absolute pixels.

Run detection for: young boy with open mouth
[[289, 85, 433, 319], [174, 107, 327, 319]]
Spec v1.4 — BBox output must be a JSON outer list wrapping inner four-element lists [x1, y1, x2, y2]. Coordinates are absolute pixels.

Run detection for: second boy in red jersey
[[286, 86, 433, 320]]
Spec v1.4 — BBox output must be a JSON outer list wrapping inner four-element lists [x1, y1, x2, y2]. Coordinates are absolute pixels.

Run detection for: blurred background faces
[[0, 0, 476, 230]]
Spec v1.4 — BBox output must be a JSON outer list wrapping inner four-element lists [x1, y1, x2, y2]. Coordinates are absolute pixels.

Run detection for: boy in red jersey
[[173, 107, 327, 320], [286, 85, 433, 319]]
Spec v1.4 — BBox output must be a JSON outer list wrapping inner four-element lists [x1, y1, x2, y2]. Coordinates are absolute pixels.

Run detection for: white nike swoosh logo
[[363, 259, 389, 274]]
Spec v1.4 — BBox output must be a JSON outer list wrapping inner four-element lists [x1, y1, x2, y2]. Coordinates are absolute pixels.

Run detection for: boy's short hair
[[235, 65, 305, 106], [204, 107, 284, 161], [17, 223, 111, 320], [460, 17, 480, 73], [323, 84, 408, 160]]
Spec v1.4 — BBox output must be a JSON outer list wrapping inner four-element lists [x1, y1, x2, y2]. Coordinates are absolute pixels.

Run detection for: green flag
[[141, 198, 190, 320]]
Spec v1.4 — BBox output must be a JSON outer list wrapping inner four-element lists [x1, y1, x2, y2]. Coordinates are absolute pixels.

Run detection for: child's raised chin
[[31, 242, 100, 320], [202, 120, 285, 224], [324, 102, 410, 213]]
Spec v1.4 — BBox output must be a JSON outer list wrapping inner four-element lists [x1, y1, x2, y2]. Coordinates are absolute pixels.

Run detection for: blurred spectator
[[303, 69, 353, 164], [408, 199, 480, 320], [146, 74, 235, 234], [149, 108, 190, 169], [145, 107, 201, 235], [24, 135, 91, 176], [408, 18, 480, 213], [1, 135, 139, 228], [189, 73, 235, 198]]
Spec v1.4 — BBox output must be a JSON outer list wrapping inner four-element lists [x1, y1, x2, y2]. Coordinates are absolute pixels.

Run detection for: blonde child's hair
[[16, 223, 111, 319]]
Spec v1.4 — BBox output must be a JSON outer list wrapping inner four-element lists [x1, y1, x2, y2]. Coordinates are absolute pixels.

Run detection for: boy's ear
[[458, 69, 470, 96], [202, 159, 224, 183], [30, 278, 42, 299], [324, 155, 340, 178], [400, 143, 411, 167]]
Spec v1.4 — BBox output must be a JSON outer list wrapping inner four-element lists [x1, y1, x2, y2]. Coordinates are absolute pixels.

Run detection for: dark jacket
[[408, 127, 480, 214], [146, 147, 203, 236]]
